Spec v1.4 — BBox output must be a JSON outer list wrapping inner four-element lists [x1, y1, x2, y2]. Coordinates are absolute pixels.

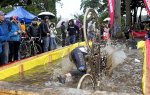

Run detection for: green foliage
[[80, 0, 100, 12], [81, 0, 108, 14], [98, 11, 109, 23], [25, 5, 41, 15], [73, 13, 84, 23], [0, 7, 13, 14]]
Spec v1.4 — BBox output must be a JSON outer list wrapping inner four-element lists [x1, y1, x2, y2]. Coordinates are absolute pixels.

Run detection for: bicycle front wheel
[[77, 74, 95, 90], [83, 8, 100, 53], [19, 42, 31, 59]]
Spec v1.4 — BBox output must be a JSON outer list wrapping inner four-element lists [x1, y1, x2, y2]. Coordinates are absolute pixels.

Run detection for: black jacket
[[38, 22, 49, 37], [27, 25, 39, 37]]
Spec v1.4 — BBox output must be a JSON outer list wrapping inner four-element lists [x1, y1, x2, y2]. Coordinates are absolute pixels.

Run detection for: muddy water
[[2, 42, 143, 94], [98, 49, 143, 94], [3, 56, 75, 89]]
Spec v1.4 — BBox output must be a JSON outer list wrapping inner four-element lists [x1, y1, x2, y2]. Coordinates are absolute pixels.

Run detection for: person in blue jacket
[[0, 11, 13, 65], [58, 46, 88, 84], [8, 16, 21, 62]]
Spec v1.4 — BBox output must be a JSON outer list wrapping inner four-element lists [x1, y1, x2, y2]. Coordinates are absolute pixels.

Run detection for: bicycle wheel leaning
[[77, 74, 95, 90], [83, 8, 100, 53]]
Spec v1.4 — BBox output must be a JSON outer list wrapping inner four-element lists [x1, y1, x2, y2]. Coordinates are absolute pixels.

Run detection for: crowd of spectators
[[0, 10, 85, 66]]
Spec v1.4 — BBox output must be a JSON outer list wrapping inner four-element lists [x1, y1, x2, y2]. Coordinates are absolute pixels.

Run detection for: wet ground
[[2, 39, 143, 94]]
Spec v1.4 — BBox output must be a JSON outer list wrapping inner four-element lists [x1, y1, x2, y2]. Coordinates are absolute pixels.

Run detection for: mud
[[1, 40, 143, 94]]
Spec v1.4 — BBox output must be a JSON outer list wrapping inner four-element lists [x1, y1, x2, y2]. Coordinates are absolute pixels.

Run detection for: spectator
[[80, 24, 84, 41], [20, 19, 27, 37], [87, 20, 95, 40], [124, 25, 131, 39], [9, 16, 21, 62], [103, 23, 110, 40], [27, 18, 39, 37], [38, 16, 50, 52], [75, 20, 81, 42], [0, 11, 13, 65], [49, 23, 57, 50], [67, 19, 79, 45], [61, 21, 66, 47]]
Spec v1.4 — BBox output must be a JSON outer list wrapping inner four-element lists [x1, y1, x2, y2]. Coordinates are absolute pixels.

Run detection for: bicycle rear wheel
[[33, 43, 42, 55], [83, 8, 100, 53], [77, 74, 95, 90]]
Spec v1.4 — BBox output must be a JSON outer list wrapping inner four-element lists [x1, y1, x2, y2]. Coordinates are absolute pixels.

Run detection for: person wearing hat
[[27, 17, 39, 37], [38, 16, 51, 52], [67, 19, 79, 45], [0, 11, 14, 65], [8, 16, 22, 62]]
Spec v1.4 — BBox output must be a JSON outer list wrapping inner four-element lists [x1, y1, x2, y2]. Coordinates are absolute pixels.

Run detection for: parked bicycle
[[19, 37, 42, 59]]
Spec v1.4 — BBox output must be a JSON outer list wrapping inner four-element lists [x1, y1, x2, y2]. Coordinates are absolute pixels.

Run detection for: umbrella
[[103, 17, 110, 21], [56, 18, 69, 28], [38, 11, 55, 19]]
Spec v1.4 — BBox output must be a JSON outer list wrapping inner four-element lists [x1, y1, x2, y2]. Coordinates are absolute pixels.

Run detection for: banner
[[143, 0, 150, 15], [138, 40, 150, 95], [108, 0, 115, 28], [145, 40, 150, 95]]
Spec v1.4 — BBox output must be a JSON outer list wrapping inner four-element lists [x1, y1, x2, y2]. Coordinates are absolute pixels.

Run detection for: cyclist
[[58, 46, 88, 84]]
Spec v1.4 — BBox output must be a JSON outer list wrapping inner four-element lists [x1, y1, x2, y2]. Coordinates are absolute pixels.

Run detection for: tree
[[73, 13, 84, 23], [113, 0, 122, 37], [0, 0, 62, 18], [80, 0, 102, 13], [125, 0, 132, 26]]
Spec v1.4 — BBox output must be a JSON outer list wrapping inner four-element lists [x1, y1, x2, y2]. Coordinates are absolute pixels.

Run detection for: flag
[[138, 40, 150, 95], [108, 0, 115, 28], [143, 0, 150, 15]]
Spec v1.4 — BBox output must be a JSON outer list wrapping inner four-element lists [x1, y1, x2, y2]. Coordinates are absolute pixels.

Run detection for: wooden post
[[49, 55, 52, 64], [19, 64, 24, 79]]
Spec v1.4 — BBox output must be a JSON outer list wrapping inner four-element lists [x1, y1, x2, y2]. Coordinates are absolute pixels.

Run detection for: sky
[[56, 0, 82, 19], [56, 0, 148, 19]]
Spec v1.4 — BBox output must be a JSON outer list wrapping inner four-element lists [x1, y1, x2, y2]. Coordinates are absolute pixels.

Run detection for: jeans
[[0, 42, 9, 65], [42, 37, 50, 52], [50, 37, 57, 50], [70, 47, 87, 76], [69, 35, 76, 44]]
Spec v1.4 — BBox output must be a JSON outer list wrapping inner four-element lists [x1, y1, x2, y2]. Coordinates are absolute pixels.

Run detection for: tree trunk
[[44, 0, 48, 11], [113, 0, 121, 37], [133, 7, 137, 24], [125, 0, 132, 26]]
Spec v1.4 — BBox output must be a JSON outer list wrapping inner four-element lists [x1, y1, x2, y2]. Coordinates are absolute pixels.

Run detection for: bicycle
[[55, 35, 62, 46], [77, 8, 108, 90], [19, 37, 42, 59]]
